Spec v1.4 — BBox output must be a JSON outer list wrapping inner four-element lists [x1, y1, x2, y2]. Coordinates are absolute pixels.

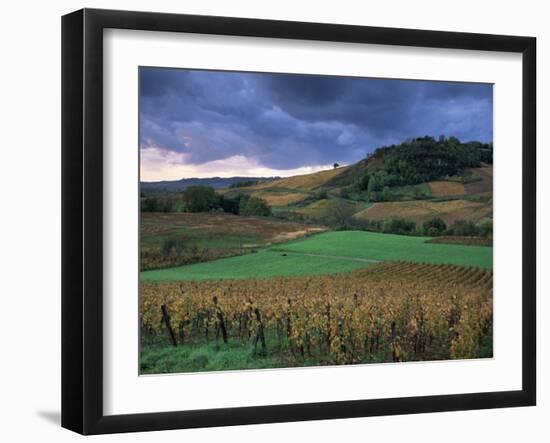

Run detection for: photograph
[[138, 67, 494, 374]]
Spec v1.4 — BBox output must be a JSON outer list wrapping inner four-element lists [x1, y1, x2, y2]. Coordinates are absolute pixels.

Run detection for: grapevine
[[140, 262, 493, 365]]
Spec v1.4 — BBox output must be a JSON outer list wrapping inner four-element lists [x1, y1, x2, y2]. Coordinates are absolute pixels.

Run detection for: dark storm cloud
[[139, 68, 492, 171]]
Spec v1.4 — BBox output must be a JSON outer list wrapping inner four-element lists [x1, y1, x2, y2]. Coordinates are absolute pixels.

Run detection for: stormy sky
[[140, 67, 493, 181]]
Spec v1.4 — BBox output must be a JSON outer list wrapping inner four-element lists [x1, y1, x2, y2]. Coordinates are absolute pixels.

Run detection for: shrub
[[218, 194, 240, 214], [239, 196, 271, 216], [382, 217, 416, 235], [339, 188, 350, 199], [329, 201, 357, 228], [449, 219, 479, 236], [315, 189, 328, 200], [369, 220, 383, 232], [182, 185, 218, 212], [358, 174, 370, 191], [479, 220, 493, 238], [161, 239, 176, 257], [141, 195, 180, 212], [346, 217, 369, 230], [381, 186, 392, 201], [423, 217, 447, 236], [161, 238, 187, 258], [427, 227, 440, 237]]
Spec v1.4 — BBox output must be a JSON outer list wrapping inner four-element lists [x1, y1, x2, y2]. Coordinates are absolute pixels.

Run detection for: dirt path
[[352, 203, 378, 218]]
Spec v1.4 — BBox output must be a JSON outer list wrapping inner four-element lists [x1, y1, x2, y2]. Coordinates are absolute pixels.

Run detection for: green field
[[141, 333, 329, 374], [140, 249, 370, 281], [141, 230, 492, 282], [272, 231, 492, 268]]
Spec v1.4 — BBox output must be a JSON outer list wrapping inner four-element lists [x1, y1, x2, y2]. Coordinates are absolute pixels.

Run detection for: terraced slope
[[428, 166, 492, 197], [428, 180, 467, 197], [465, 166, 493, 194], [354, 198, 492, 225]]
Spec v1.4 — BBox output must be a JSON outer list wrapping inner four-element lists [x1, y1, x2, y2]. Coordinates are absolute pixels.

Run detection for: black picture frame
[[62, 8, 536, 435]]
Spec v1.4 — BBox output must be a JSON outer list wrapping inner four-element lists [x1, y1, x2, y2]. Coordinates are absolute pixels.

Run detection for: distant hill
[[222, 136, 493, 225], [140, 176, 276, 193], [142, 136, 493, 226], [227, 136, 493, 196]]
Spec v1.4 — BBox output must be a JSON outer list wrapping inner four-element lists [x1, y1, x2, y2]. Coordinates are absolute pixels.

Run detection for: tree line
[[347, 216, 492, 238], [141, 185, 271, 217]]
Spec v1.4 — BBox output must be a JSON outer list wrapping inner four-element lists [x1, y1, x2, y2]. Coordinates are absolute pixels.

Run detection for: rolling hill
[[141, 136, 493, 228], [219, 166, 352, 206], [248, 166, 349, 191], [223, 138, 493, 226]]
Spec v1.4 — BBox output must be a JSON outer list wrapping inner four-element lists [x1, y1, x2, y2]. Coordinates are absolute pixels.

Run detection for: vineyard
[[355, 198, 493, 226], [140, 262, 493, 373]]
